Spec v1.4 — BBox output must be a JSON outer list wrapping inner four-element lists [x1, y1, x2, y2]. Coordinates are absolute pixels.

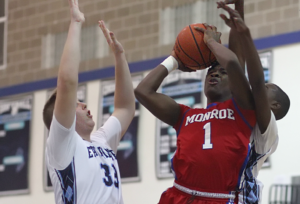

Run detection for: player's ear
[[270, 101, 281, 110]]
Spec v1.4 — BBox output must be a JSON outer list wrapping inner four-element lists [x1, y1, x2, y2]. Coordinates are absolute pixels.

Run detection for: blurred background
[[0, 0, 299, 203]]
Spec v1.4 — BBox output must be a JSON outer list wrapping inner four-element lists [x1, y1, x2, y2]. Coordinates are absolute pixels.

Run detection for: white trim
[[174, 182, 236, 199]]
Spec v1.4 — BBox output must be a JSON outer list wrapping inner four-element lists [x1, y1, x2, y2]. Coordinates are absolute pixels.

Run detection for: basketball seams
[[174, 23, 219, 70], [176, 37, 203, 68], [188, 25, 207, 68]]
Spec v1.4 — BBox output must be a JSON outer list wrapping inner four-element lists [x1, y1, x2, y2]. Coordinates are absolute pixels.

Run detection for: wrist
[[206, 38, 216, 45], [161, 56, 178, 73]]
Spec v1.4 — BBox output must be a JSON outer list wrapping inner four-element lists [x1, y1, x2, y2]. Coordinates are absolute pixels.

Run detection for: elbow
[[227, 56, 240, 67], [134, 85, 147, 102], [225, 57, 241, 71], [57, 75, 77, 91], [57, 70, 77, 86], [249, 76, 266, 90], [134, 88, 141, 100]]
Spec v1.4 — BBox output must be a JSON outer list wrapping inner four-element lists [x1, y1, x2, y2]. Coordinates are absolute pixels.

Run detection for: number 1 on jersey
[[203, 122, 213, 149]]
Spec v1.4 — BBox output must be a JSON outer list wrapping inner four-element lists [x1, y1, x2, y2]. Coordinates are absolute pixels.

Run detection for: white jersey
[[45, 115, 124, 204], [239, 111, 278, 204]]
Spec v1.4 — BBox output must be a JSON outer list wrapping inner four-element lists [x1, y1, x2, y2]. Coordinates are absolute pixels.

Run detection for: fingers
[[216, 1, 226, 9], [68, 0, 73, 8], [211, 25, 217, 32], [224, 0, 236, 4], [194, 26, 206, 33], [219, 14, 232, 27], [68, 0, 78, 8], [98, 20, 112, 45], [109, 31, 118, 44], [194, 23, 219, 33], [203, 23, 210, 30]]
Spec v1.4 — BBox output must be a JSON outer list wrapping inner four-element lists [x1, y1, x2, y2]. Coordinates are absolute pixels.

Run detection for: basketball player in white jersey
[[42, 0, 135, 203], [216, 1, 290, 203]]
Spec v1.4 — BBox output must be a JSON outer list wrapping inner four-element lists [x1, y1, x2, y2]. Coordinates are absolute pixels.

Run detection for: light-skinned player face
[[75, 101, 95, 136]]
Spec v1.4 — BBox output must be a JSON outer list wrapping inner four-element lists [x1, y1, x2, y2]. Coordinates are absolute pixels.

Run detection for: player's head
[[204, 62, 231, 103], [265, 83, 290, 120], [75, 101, 95, 134], [43, 89, 57, 130], [43, 89, 95, 132]]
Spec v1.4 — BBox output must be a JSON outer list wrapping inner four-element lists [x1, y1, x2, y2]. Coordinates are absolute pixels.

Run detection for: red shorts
[[158, 187, 237, 204]]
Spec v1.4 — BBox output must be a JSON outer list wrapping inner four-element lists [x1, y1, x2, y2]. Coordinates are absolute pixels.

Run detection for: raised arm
[[134, 57, 181, 126], [98, 21, 135, 137], [218, 0, 245, 71], [218, 3, 270, 132], [54, 0, 85, 128], [195, 24, 253, 109]]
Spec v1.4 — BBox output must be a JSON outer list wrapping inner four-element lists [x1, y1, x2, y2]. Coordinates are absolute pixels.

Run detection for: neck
[[207, 95, 231, 105], [76, 129, 92, 142]]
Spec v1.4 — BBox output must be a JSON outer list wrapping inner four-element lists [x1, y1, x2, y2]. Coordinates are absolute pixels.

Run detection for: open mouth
[[209, 78, 219, 85], [87, 110, 92, 118]]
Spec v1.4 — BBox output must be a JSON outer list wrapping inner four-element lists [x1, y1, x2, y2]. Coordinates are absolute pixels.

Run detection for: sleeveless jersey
[[46, 115, 124, 204], [172, 98, 256, 194]]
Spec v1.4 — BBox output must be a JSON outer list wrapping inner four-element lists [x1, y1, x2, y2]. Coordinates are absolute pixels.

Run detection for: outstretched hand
[[68, 0, 85, 23], [98, 20, 124, 55], [217, 1, 248, 33], [194, 23, 222, 44]]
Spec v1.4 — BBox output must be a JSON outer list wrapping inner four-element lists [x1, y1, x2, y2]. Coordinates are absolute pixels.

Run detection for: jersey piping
[[55, 158, 77, 204]]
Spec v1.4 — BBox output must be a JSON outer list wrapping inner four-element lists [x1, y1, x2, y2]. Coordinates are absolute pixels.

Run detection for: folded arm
[[196, 24, 253, 109], [135, 57, 181, 127]]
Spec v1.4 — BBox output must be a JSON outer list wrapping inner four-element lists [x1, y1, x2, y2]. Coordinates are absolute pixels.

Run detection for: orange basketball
[[174, 23, 219, 70]]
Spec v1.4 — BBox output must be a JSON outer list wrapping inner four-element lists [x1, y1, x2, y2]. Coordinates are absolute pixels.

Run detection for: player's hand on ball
[[171, 50, 195, 72], [98, 20, 124, 55], [68, 0, 85, 23], [194, 24, 222, 44], [217, 2, 249, 33]]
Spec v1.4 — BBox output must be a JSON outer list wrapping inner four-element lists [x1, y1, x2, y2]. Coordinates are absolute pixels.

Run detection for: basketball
[[174, 23, 219, 70]]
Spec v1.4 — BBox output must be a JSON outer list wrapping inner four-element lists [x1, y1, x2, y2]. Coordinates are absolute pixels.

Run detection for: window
[[42, 25, 109, 69], [159, 0, 232, 45], [0, 0, 7, 70]]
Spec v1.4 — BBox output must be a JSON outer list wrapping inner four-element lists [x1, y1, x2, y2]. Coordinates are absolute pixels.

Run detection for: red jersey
[[171, 98, 256, 195]]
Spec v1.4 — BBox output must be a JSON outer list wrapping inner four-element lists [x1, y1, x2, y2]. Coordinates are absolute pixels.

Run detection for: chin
[[89, 122, 95, 129]]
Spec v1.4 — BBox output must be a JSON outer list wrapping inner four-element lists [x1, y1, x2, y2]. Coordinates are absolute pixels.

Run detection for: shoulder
[[252, 112, 278, 154], [261, 111, 277, 136]]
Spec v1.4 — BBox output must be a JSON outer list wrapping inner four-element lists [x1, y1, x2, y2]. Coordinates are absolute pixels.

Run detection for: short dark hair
[[274, 84, 290, 120], [43, 89, 57, 130], [207, 61, 220, 73]]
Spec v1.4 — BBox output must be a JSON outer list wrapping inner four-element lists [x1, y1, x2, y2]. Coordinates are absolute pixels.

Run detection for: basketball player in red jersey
[[216, 1, 290, 203], [135, 24, 256, 204]]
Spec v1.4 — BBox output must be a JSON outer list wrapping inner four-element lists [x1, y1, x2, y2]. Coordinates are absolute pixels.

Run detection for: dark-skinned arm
[[219, 3, 270, 133], [218, 0, 245, 71], [134, 64, 181, 126], [195, 24, 253, 110]]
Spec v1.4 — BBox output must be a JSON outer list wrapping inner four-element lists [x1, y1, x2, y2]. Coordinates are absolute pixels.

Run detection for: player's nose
[[210, 71, 219, 78]]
